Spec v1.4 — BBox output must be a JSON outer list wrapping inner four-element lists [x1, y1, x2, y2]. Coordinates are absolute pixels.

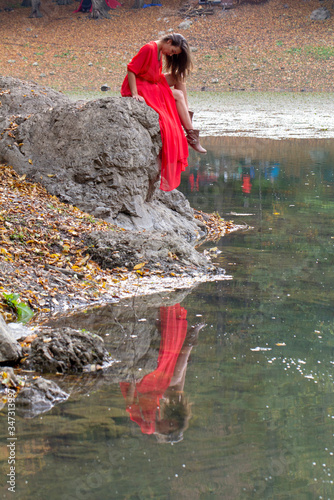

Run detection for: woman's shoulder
[[141, 41, 157, 52], [134, 41, 157, 61]]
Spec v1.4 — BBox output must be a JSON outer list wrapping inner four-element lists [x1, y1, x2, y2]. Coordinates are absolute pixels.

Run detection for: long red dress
[[119, 304, 188, 434], [121, 42, 189, 191]]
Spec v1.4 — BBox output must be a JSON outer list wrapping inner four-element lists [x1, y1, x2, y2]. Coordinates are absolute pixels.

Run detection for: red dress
[[121, 42, 188, 191], [119, 304, 188, 434]]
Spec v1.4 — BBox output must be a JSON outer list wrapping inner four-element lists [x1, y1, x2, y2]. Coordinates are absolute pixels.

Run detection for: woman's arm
[[127, 71, 145, 102]]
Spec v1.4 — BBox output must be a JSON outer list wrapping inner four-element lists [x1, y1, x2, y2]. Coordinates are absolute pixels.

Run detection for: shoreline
[[189, 91, 334, 140], [0, 163, 236, 327]]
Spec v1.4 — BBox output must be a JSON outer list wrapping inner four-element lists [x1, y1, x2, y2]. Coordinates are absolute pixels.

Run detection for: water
[[1, 136, 334, 500]]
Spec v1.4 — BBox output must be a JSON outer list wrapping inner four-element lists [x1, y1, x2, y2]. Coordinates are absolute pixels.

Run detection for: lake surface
[[1, 136, 334, 500]]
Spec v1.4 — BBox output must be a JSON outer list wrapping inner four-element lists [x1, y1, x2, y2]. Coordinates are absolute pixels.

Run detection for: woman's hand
[[132, 94, 145, 103], [127, 71, 145, 103]]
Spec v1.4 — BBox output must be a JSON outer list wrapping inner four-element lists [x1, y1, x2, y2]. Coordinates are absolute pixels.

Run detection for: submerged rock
[[15, 377, 69, 418]]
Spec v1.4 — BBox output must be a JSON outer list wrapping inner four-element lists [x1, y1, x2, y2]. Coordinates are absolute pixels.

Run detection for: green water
[[1, 137, 334, 500]]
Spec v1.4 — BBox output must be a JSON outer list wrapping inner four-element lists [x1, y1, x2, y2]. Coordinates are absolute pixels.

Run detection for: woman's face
[[161, 39, 182, 56]]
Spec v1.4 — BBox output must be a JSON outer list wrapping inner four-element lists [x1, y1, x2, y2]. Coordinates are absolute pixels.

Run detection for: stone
[[178, 20, 192, 29], [0, 76, 162, 224], [101, 84, 110, 91], [85, 230, 213, 274], [310, 7, 330, 20], [0, 75, 217, 285], [25, 328, 110, 373], [0, 75, 207, 245], [0, 314, 22, 364], [15, 377, 68, 418]]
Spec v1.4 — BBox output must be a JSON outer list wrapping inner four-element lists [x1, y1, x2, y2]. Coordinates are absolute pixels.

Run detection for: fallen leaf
[[133, 262, 146, 270]]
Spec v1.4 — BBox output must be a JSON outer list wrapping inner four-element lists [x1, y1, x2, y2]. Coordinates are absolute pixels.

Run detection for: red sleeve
[[127, 43, 153, 77]]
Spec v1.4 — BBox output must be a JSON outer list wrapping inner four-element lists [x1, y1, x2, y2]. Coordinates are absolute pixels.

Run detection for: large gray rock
[[0, 75, 205, 243], [0, 76, 161, 220], [0, 314, 22, 363], [310, 7, 330, 20]]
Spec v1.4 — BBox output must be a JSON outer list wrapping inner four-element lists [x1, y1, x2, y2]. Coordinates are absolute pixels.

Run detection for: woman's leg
[[165, 73, 207, 154], [171, 89, 193, 130], [165, 73, 192, 129]]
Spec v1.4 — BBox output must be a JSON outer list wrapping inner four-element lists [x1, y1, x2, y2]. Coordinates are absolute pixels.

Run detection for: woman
[[121, 33, 206, 192]]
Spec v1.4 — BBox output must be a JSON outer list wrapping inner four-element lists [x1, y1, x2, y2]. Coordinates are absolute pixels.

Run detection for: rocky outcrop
[[0, 75, 205, 243], [0, 314, 22, 364]]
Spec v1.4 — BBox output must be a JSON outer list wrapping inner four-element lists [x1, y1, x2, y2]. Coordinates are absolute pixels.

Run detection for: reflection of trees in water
[[182, 136, 334, 216], [188, 136, 334, 178]]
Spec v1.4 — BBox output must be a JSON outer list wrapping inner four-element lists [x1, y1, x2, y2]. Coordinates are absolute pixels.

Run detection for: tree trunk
[[30, 0, 42, 17], [132, 0, 146, 8], [91, 0, 110, 18]]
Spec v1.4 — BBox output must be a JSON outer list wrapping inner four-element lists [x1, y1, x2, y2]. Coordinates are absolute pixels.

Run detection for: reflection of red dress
[[242, 174, 252, 194], [120, 304, 188, 434], [121, 42, 188, 192]]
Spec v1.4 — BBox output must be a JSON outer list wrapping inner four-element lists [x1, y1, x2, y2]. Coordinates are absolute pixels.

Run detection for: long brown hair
[[161, 33, 193, 82]]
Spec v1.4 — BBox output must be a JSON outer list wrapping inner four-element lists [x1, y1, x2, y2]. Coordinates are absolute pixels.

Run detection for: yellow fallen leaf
[[133, 262, 146, 270], [28, 159, 33, 164], [0, 247, 12, 256]]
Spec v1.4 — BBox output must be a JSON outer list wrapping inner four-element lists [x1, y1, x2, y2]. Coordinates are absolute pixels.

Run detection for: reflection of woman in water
[[120, 304, 204, 443]]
